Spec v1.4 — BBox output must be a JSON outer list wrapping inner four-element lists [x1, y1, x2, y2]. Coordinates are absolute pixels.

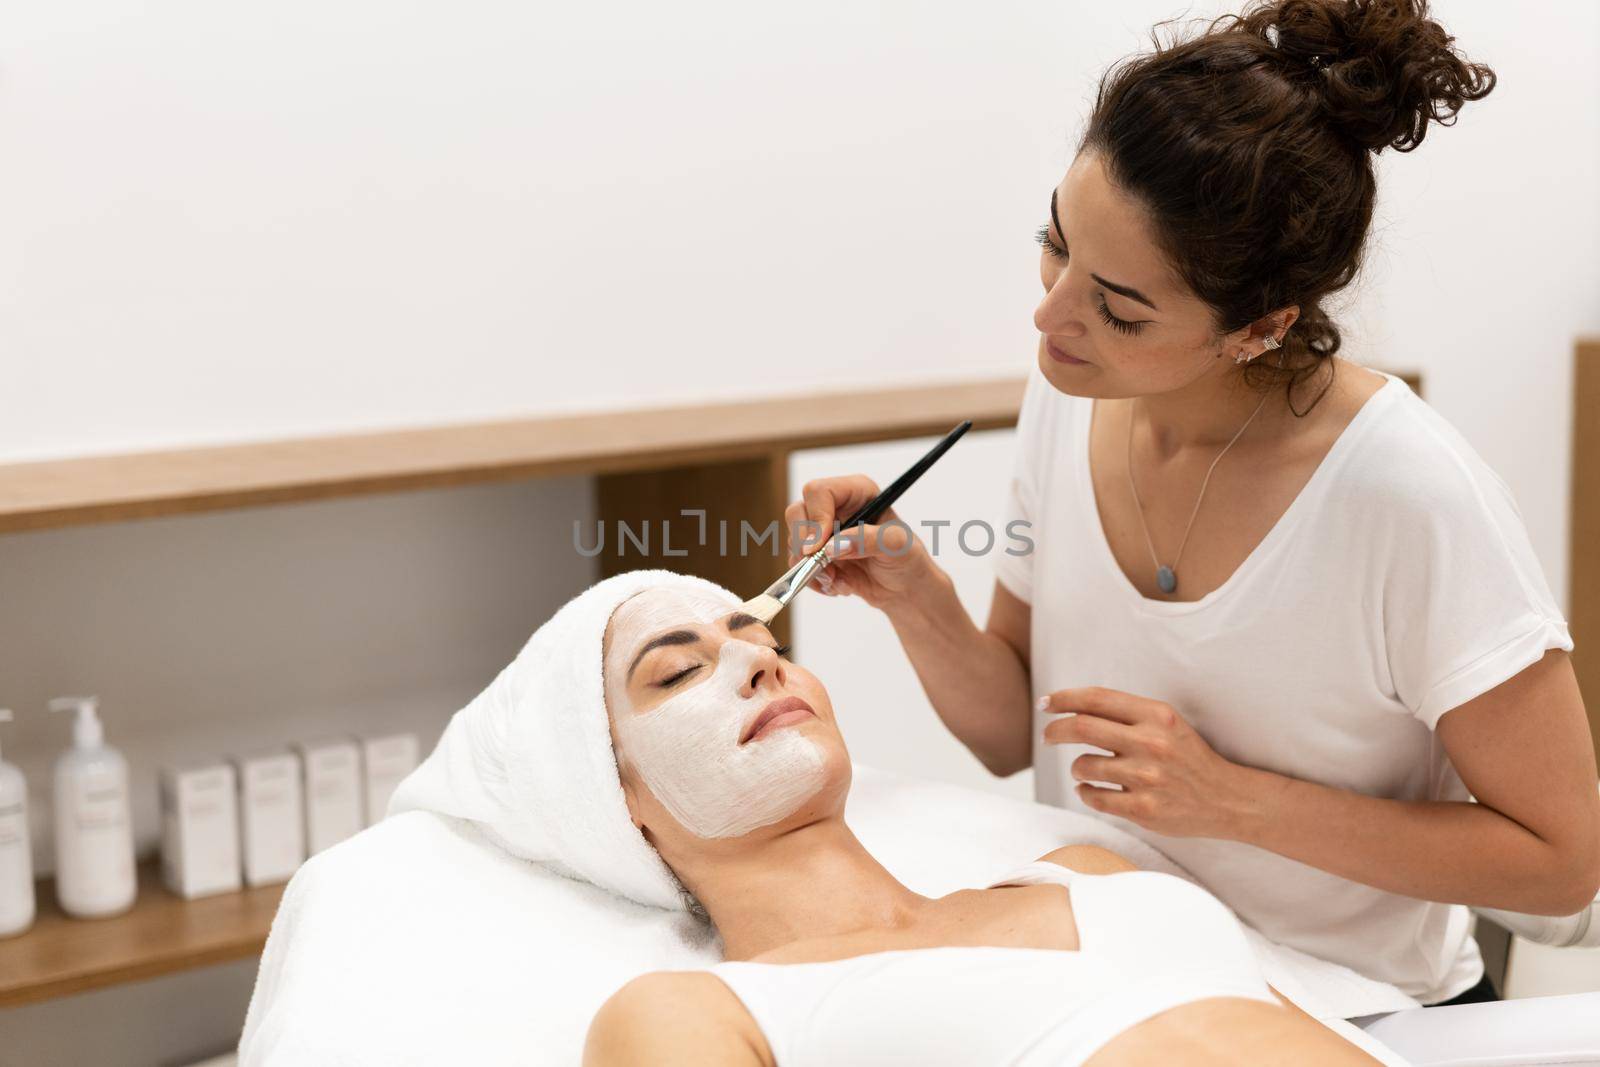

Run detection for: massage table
[[238, 763, 1600, 1066]]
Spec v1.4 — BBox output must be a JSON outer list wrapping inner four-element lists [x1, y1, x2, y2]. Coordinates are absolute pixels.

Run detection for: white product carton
[[296, 738, 362, 855], [361, 733, 420, 827], [234, 750, 306, 886], [159, 761, 242, 899]]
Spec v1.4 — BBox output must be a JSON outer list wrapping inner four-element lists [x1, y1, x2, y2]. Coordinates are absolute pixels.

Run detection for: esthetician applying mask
[[787, 0, 1600, 1007]]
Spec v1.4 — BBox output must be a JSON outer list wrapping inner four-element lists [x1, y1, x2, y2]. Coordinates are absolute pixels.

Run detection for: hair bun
[[1250, 0, 1495, 153]]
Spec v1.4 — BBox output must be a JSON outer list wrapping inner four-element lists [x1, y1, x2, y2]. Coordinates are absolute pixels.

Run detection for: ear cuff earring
[[1234, 333, 1283, 364]]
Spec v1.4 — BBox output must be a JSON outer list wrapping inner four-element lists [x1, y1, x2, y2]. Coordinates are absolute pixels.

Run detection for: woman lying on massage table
[[582, 579, 1377, 1066]]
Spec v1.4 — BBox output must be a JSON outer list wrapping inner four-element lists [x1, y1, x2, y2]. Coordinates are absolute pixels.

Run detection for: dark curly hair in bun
[[1082, 0, 1495, 412]]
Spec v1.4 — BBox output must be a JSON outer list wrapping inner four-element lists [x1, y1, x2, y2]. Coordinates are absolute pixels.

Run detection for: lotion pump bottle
[[49, 696, 136, 918], [0, 708, 35, 937]]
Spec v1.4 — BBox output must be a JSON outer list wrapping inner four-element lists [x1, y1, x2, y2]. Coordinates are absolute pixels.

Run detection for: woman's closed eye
[[1038, 224, 1149, 337], [1095, 296, 1148, 336], [656, 644, 792, 688], [658, 663, 702, 687], [1034, 224, 1068, 261]]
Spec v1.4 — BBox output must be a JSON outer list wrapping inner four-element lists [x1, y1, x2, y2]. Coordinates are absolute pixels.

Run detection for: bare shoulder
[[1036, 844, 1141, 874], [584, 971, 768, 1067]]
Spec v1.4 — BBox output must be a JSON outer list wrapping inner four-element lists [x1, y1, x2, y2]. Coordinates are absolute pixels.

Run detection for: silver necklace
[[1126, 390, 1270, 595]]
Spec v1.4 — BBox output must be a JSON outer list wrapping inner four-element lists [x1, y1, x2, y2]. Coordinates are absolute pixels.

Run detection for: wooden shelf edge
[[0, 860, 284, 1009], [1572, 339, 1599, 769], [0, 376, 1025, 534], [0, 934, 270, 1010]]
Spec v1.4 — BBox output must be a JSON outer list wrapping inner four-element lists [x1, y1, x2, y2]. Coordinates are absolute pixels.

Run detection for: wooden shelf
[[0, 860, 284, 1008], [0, 377, 1026, 533]]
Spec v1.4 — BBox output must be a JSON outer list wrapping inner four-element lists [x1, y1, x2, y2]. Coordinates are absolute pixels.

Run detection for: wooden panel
[[1574, 339, 1600, 768], [0, 861, 283, 1008], [0, 378, 1023, 533], [597, 453, 794, 647]]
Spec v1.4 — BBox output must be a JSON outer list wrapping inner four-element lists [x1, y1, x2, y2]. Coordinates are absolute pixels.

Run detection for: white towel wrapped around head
[[388, 567, 739, 911]]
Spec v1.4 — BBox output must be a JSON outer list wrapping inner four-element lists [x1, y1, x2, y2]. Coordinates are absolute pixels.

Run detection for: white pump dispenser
[[0, 709, 35, 937], [49, 696, 136, 918]]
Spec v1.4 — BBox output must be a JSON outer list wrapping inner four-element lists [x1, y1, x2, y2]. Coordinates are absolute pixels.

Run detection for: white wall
[[0, 0, 1076, 461], [3, 1, 1594, 591], [1, 2, 1596, 1062], [1347, 0, 1600, 601]]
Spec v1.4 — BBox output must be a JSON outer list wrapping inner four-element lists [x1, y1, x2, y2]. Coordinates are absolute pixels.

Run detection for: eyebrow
[[626, 630, 697, 683], [625, 611, 765, 682], [1049, 188, 1161, 313]]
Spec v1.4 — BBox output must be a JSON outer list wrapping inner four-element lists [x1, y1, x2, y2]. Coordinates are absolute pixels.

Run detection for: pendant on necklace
[[1156, 566, 1177, 594]]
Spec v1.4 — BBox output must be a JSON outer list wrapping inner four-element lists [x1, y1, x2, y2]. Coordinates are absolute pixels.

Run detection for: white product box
[[234, 750, 306, 886], [296, 738, 363, 855], [159, 762, 242, 899], [361, 733, 420, 827]]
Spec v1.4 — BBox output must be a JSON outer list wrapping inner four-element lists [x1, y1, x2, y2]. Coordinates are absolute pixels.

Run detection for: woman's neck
[[1132, 362, 1301, 458], [675, 815, 932, 960]]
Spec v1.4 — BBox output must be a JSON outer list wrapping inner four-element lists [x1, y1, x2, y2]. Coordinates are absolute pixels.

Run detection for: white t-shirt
[[993, 366, 1573, 1003]]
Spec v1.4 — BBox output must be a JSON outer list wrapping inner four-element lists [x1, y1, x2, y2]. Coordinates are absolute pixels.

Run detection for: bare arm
[[787, 479, 1036, 780], [1232, 650, 1600, 914], [883, 574, 1035, 777], [785, 475, 1035, 777]]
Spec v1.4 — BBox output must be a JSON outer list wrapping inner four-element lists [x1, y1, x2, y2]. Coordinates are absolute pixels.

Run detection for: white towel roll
[[388, 568, 737, 911]]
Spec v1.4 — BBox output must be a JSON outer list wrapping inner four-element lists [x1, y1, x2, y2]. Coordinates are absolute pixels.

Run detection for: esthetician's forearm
[[883, 564, 1033, 777], [1233, 766, 1595, 915]]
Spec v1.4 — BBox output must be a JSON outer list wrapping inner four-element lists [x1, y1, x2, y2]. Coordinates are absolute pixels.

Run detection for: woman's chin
[[747, 755, 852, 840], [786, 754, 852, 828], [1040, 352, 1139, 402]]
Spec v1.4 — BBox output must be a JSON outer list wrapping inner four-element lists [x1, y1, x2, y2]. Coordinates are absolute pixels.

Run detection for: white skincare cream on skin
[[606, 588, 827, 840]]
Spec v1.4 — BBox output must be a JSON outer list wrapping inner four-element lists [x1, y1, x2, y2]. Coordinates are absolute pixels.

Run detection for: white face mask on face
[[606, 588, 827, 840]]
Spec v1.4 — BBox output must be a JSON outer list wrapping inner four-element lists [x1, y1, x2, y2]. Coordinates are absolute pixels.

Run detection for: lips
[[740, 696, 816, 744], [1046, 339, 1088, 365]]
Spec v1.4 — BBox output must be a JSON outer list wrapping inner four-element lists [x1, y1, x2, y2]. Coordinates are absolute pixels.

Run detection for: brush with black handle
[[737, 420, 972, 626]]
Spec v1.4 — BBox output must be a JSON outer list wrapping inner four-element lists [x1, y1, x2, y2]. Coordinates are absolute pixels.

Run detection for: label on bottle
[[72, 768, 129, 830]]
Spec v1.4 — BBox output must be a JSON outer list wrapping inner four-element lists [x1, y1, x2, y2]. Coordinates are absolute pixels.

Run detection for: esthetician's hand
[[1040, 687, 1260, 839], [783, 475, 935, 612]]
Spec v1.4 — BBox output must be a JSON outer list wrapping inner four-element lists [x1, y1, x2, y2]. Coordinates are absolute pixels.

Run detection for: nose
[[737, 642, 786, 699], [1034, 269, 1088, 340]]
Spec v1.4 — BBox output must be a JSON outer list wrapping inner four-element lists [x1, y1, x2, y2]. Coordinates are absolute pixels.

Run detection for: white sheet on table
[[240, 763, 1417, 1066]]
